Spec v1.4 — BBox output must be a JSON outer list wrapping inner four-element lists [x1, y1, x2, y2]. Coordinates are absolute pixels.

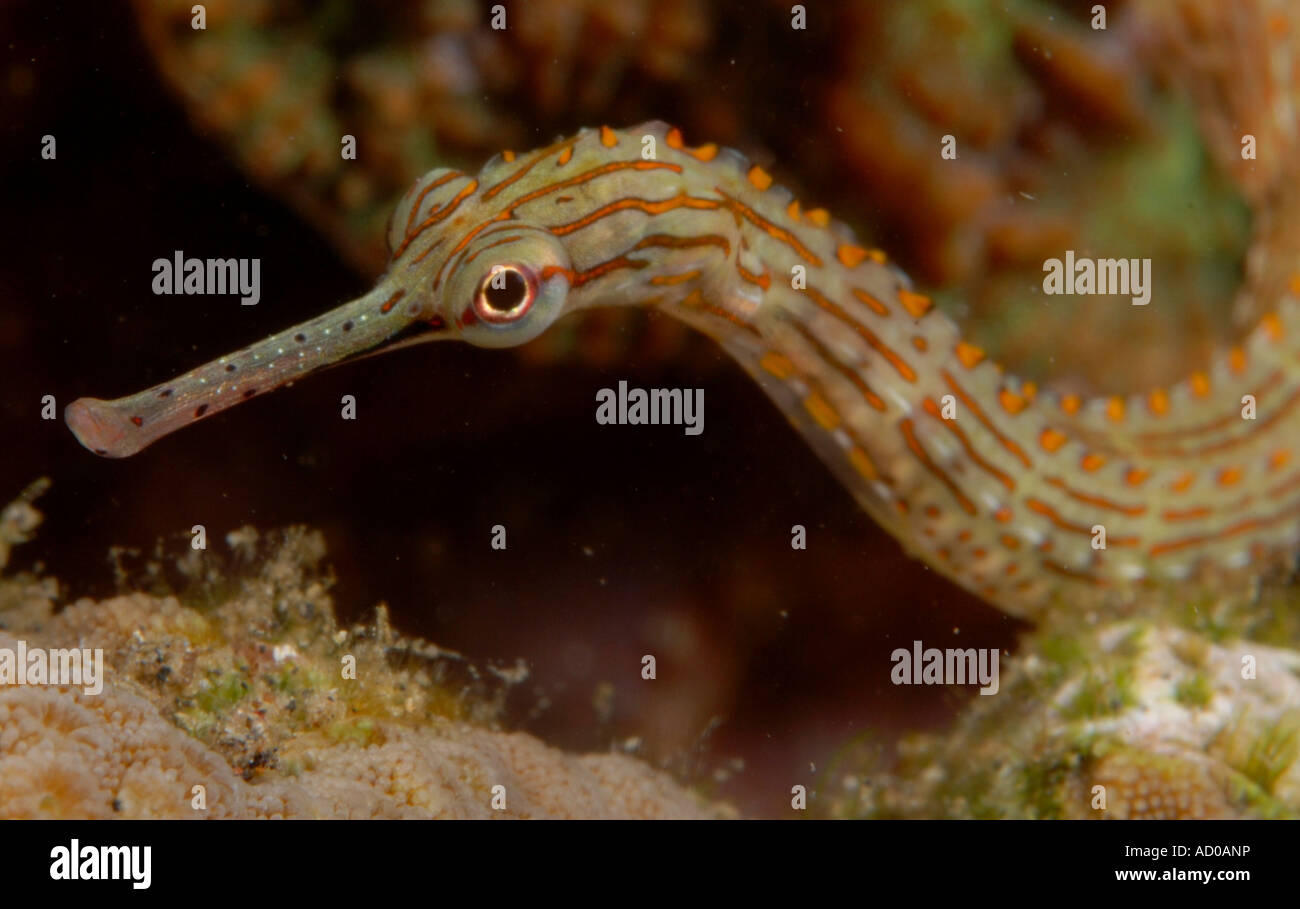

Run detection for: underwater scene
[[2, 0, 1299, 835]]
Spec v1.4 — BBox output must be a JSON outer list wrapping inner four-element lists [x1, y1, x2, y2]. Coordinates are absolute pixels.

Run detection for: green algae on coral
[[0, 484, 718, 818], [822, 602, 1300, 819]]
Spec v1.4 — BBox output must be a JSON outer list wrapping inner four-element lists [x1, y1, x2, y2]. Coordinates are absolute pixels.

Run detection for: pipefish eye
[[474, 265, 535, 323], [447, 229, 571, 347]]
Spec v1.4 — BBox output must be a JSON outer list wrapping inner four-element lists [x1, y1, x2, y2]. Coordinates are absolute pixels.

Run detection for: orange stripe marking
[[922, 398, 1016, 492], [802, 286, 916, 383], [789, 323, 888, 412], [804, 392, 841, 429], [941, 370, 1033, 469], [851, 287, 891, 317], [848, 446, 879, 481], [901, 419, 977, 515], [397, 178, 480, 260], [1044, 476, 1147, 516], [549, 193, 721, 237], [1162, 506, 1210, 521], [715, 189, 823, 266], [760, 351, 796, 379]]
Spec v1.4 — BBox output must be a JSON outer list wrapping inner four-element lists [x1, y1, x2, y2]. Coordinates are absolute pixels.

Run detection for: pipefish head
[[388, 165, 575, 350], [64, 163, 578, 458]]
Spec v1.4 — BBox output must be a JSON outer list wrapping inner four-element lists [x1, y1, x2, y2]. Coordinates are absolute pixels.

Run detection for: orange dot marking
[[955, 341, 985, 369], [999, 389, 1027, 415], [805, 208, 830, 227], [837, 244, 870, 268], [689, 143, 718, 162], [897, 289, 933, 319], [1039, 428, 1067, 453], [1148, 388, 1170, 416], [1080, 453, 1106, 472], [1229, 347, 1247, 374]]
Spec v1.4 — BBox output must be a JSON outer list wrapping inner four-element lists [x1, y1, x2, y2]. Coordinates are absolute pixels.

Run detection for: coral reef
[[132, 0, 712, 275], [824, 0, 1266, 391], [827, 607, 1300, 819], [0, 485, 722, 819]]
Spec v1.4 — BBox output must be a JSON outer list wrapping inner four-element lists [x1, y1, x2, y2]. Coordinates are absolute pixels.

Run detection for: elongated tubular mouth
[[67, 282, 448, 457]]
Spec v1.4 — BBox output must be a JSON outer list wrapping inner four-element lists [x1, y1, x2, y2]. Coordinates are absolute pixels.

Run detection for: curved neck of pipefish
[[502, 126, 1300, 620]]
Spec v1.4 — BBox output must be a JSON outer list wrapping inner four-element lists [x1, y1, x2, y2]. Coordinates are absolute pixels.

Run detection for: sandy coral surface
[[830, 613, 1300, 819], [0, 486, 722, 819]]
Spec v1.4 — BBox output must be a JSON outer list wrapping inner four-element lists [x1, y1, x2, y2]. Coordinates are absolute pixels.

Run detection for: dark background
[[0, 0, 1021, 816]]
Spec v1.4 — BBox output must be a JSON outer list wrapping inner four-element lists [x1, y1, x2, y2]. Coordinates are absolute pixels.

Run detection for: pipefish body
[[66, 116, 1300, 622]]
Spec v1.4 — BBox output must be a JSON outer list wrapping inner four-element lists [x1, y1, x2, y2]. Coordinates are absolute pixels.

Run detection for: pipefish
[[66, 116, 1300, 621]]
